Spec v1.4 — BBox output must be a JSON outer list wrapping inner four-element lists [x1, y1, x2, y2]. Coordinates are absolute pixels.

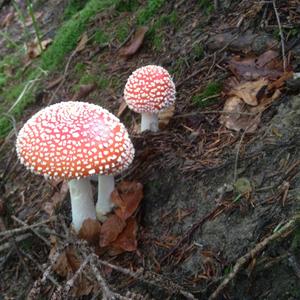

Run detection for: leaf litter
[[220, 50, 293, 132]]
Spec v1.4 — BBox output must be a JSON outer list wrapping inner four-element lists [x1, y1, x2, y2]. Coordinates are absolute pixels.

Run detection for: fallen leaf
[[158, 105, 175, 129], [112, 181, 143, 221], [0, 11, 14, 28], [43, 181, 69, 216], [52, 247, 80, 278], [24, 11, 43, 27], [99, 214, 126, 247], [117, 99, 128, 117], [110, 217, 138, 253], [71, 83, 96, 101], [119, 26, 148, 58], [27, 38, 52, 59], [75, 32, 89, 53], [78, 218, 101, 245], [228, 50, 283, 81], [219, 96, 260, 132], [71, 276, 95, 297], [229, 79, 268, 106], [46, 76, 64, 89]]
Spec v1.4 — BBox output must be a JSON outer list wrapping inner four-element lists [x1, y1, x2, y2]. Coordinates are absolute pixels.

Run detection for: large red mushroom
[[16, 101, 134, 231], [124, 65, 176, 132]]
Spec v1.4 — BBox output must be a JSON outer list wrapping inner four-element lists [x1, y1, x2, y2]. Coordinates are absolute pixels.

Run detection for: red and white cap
[[16, 101, 134, 179], [124, 65, 176, 113]]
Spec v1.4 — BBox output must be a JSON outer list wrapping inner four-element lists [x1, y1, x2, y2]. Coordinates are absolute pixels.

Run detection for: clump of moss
[[42, 0, 118, 70], [192, 81, 222, 108], [115, 0, 139, 12], [137, 0, 166, 25], [64, 0, 89, 20], [198, 0, 214, 15], [192, 44, 204, 60], [93, 29, 109, 45]]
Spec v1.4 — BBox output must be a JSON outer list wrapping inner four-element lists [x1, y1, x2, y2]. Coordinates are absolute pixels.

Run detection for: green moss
[[42, 0, 118, 70], [137, 0, 166, 25], [115, 22, 130, 43], [74, 62, 86, 74], [115, 0, 139, 12], [192, 44, 204, 60], [93, 29, 109, 45], [198, 0, 214, 15], [192, 81, 222, 108], [64, 0, 88, 20]]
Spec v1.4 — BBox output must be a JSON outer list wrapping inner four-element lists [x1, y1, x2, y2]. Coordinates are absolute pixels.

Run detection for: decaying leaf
[[78, 218, 101, 245], [220, 96, 261, 132], [119, 26, 148, 58], [229, 79, 268, 106], [0, 11, 14, 28], [71, 83, 96, 101], [110, 217, 138, 253], [112, 181, 143, 221], [52, 247, 80, 278], [46, 76, 64, 89], [70, 276, 95, 298], [43, 181, 69, 216], [75, 32, 89, 53], [27, 38, 52, 59], [158, 105, 175, 129], [99, 214, 126, 247], [228, 50, 283, 80], [117, 99, 128, 117]]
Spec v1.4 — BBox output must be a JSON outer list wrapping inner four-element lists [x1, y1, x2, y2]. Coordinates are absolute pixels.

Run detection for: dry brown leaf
[[0, 12, 14, 28], [46, 76, 64, 89], [158, 105, 175, 129], [110, 217, 138, 253], [52, 247, 80, 278], [43, 181, 69, 216], [71, 83, 96, 101], [117, 99, 128, 117], [228, 50, 283, 81], [220, 96, 260, 132], [70, 276, 95, 297], [119, 26, 148, 58], [99, 214, 126, 247], [75, 32, 89, 53], [78, 218, 101, 245], [24, 11, 43, 26], [112, 181, 143, 221], [27, 38, 52, 59], [230, 79, 268, 106]]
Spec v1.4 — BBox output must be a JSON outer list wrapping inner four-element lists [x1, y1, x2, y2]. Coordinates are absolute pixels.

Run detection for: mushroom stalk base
[[96, 175, 115, 221], [141, 112, 158, 132], [69, 178, 96, 232]]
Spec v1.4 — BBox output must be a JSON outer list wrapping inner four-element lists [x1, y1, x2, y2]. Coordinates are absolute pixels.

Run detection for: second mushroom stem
[[96, 174, 115, 221], [141, 112, 158, 132]]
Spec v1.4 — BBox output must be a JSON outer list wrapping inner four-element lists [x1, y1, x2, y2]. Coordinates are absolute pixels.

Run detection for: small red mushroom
[[16, 101, 134, 231], [124, 65, 176, 132]]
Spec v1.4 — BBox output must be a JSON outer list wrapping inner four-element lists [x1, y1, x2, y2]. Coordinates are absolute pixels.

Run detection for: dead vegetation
[[0, 0, 300, 299]]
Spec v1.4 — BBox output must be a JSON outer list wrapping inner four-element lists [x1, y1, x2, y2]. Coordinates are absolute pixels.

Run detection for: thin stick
[[0, 218, 53, 237], [11, 215, 51, 247], [208, 219, 295, 300], [272, 0, 286, 71]]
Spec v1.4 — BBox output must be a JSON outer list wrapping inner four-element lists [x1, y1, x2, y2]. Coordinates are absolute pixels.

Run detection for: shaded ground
[[0, 0, 300, 299]]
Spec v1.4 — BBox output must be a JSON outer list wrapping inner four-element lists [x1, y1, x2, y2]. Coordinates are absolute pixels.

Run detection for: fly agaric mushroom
[[16, 101, 134, 231], [124, 65, 176, 132]]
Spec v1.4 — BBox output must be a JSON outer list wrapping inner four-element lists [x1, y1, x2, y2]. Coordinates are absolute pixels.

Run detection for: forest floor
[[0, 0, 300, 299]]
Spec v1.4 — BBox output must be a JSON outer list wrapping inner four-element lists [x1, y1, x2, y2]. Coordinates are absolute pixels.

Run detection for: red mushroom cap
[[124, 65, 176, 114], [16, 101, 134, 179]]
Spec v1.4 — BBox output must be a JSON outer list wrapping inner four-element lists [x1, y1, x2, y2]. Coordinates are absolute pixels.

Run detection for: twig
[[272, 0, 286, 71], [208, 219, 296, 300], [0, 218, 54, 237], [11, 215, 51, 247], [116, 28, 135, 51], [0, 233, 32, 252], [93, 255, 196, 299]]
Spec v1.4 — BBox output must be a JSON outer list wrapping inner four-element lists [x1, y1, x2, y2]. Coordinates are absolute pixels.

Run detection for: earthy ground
[[0, 0, 300, 299]]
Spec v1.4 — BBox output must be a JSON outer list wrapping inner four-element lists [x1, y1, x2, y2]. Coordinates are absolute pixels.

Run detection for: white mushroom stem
[[141, 112, 158, 132], [68, 178, 96, 232], [96, 174, 115, 221]]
